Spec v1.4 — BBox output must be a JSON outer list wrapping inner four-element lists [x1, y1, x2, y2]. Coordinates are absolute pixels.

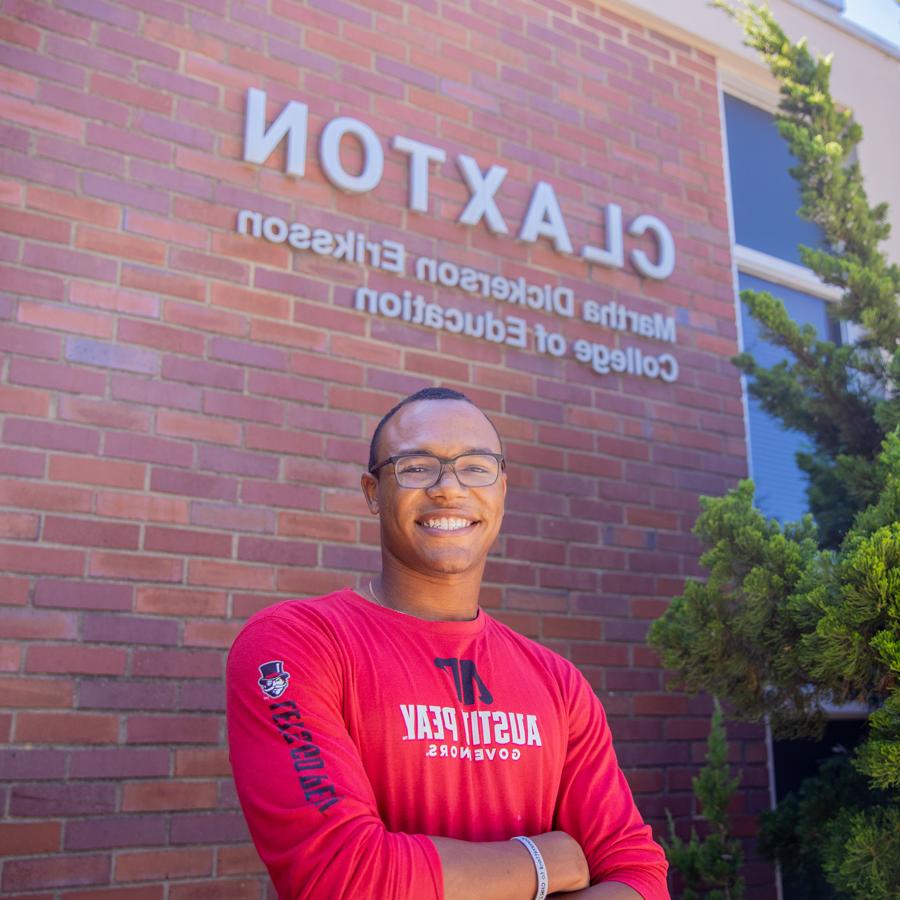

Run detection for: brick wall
[[1, 0, 775, 896]]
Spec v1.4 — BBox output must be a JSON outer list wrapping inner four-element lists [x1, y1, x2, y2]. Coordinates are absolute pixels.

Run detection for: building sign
[[238, 88, 682, 383]]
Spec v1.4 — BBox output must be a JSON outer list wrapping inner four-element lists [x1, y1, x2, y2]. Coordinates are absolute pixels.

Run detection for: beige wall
[[610, 0, 900, 264]]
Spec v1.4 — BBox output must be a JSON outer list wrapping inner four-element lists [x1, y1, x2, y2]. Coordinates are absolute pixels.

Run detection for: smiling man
[[226, 388, 669, 899]]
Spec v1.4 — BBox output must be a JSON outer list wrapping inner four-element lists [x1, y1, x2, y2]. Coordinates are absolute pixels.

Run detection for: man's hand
[[431, 830, 589, 900]]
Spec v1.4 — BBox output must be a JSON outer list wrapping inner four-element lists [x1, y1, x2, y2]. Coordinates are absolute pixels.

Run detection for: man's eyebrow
[[392, 447, 500, 456]]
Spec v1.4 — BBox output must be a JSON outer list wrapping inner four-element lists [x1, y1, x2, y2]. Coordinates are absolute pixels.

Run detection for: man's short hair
[[368, 387, 501, 472]]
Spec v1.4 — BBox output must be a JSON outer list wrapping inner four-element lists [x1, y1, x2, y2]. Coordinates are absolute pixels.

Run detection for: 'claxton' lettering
[[243, 88, 676, 281]]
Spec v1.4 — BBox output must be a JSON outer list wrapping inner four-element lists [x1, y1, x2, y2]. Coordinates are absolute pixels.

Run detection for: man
[[227, 387, 669, 899]]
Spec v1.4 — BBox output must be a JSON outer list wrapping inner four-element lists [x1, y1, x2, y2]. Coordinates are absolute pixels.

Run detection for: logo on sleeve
[[258, 660, 291, 698]]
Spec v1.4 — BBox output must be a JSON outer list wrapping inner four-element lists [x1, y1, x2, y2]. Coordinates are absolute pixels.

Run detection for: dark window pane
[[724, 94, 824, 264], [739, 273, 836, 522]]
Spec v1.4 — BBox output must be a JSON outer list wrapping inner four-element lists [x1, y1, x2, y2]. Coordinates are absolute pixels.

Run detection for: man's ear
[[360, 472, 379, 515]]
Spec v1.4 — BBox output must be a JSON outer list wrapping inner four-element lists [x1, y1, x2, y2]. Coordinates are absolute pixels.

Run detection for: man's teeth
[[421, 518, 472, 531]]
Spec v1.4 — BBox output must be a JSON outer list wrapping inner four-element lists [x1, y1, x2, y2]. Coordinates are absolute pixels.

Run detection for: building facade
[[1, 0, 897, 896]]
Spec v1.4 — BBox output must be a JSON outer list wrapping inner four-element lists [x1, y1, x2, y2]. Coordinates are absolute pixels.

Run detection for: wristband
[[511, 835, 549, 900]]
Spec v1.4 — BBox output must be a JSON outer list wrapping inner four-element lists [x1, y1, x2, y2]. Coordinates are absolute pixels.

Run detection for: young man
[[227, 388, 669, 899]]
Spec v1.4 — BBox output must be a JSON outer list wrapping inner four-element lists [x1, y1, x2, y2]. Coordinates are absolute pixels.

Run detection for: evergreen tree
[[713, 0, 900, 548], [651, 3, 900, 895], [664, 699, 744, 900]]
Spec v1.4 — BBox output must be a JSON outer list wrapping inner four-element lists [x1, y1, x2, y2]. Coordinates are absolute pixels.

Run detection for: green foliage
[[655, 5, 900, 895], [714, 1, 900, 548], [758, 755, 879, 900], [664, 699, 745, 899], [651, 431, 900, 897], [824, 806, 900, 899], [649, 480, 827, 736]]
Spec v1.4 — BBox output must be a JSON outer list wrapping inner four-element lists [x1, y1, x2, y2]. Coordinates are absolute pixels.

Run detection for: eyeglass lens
[[394, 454, 499, 488]]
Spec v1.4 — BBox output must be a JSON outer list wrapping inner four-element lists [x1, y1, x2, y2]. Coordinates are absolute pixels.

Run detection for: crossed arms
[[226, 606, 668, 899]]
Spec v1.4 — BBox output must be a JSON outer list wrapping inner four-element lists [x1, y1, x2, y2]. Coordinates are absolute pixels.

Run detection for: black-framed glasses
[[369, 452, 505, 489]]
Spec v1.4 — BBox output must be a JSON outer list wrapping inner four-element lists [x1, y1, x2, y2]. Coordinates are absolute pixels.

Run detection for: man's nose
[[428, 462, 466, 492]]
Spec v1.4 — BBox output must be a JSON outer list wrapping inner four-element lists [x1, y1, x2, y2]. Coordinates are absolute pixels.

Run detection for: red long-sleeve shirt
[[226, 589, 669, 899]]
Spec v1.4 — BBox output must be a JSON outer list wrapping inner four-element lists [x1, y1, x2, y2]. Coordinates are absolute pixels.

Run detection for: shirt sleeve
[[553, 664, 670, 899], [226, 607, 444, 900]]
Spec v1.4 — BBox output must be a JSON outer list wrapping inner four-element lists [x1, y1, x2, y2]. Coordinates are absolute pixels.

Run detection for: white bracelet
[[511, 835, 549, 900]]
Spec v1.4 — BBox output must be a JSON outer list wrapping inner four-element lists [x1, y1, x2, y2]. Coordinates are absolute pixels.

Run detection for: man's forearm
[[557, 883, 642, 898], [432, 831, 590, 900]]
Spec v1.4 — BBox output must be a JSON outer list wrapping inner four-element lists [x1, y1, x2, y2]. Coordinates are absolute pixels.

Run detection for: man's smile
[[417, 515, 479, 533]]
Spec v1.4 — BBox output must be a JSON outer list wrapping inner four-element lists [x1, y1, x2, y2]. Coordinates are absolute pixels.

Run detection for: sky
[[843, 0, 900, 47]]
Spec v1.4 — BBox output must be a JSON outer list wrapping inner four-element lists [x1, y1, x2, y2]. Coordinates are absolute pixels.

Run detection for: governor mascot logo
[[257, 660, 291, 699]]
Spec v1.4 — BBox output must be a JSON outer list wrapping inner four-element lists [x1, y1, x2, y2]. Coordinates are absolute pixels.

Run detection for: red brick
[[150, 468, 238, 502], [82, 613, 179, 646], [69, 281, 159, 318], [0, 448, 46, 478], [2, 854, 110, 891], [59, 398, 151, 433], [0, 574, 30, 606], [169, 811, 250, 845], [88, 551, 183, 583], [0, 92, 84, 139], [43, 516, 140, 550], [125, 209, 207, 247], [68, 747, 169, 778], [4, 417, 100, 454], [122, 781, 218, 812], [26, 643, 127, 676], [183, 620, 242, 649], [115, 848, 213, 882], [0, 383, 49, 416], [49, 454, 145, 489], [18, 300, 112, 339], [132, 649, 222, 679], [63, 887, 164, 900], [90, 72, 173, 114], [191, 501, 274, 534], [110, 374, 201, 411], [175, 748, 231, 777], [79, 679, 177, 712], [237, 536, 316, 566], [202, 390, 282, 424], [168, 879, 260, 900], [216, 844, 266, 876], [64, 815, 167, 851], [34, 578, 133, 611], [0, 607, 77, 640], [143, 526, 232, 557], [0, 675, 75, 707], [164, 299, 248, 337], [634, 694, 690, 716], [277, 512, 357, 542], [162, 356, 245, 390], [15, 712, 119, 744], [0, 321, 63, 357], [117, 318, 205, 355], [27, 185, 120, 228], [156, 410, 242, 445], [135, 587, 226, 617], [187, 560, 274, 591], [0, 511, 40, 539], [0, 820, 62, 854], [121, 263, 206, 301], [126, 714, 220, 744], [95, 491, 189, 524], [0, 542, 85, 576]]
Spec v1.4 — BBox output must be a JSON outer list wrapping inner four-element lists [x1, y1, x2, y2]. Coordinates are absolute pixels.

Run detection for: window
[[723, 93, 838, 524]]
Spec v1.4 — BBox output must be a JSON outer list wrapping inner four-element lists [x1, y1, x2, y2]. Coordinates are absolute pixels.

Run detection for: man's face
[[361, 400, 506, 578]]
